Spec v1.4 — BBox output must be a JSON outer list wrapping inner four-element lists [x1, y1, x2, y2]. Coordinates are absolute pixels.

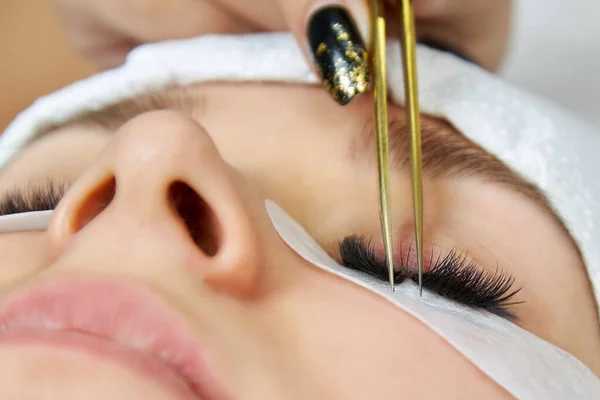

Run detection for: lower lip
[[0, 329, 199, 400]]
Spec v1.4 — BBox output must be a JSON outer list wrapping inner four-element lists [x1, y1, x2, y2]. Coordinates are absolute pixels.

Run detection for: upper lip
[[0, 276, 226, 399]]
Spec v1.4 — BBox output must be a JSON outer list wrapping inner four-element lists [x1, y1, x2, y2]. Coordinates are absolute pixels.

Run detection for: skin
[[52, 0, 512, 70], [0, 83, 598, 399]]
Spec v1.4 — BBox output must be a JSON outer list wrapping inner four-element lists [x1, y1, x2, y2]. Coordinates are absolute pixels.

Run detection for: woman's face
[[0, 83, 598, 399]]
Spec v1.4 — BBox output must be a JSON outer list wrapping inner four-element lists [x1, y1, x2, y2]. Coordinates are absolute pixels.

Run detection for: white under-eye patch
[[0, 210, 52, 233], [265, 199, 600, 400]]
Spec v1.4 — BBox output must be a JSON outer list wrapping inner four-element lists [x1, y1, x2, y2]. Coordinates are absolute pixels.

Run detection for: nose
[[48, 110, 261, 297]]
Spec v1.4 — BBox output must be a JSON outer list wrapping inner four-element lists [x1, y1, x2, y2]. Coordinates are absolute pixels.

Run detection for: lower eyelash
[[338, 235, 523, 319]]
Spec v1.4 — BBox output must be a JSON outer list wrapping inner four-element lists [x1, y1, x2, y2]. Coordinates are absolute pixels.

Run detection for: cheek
[[0, 233, 50, 290], [275, 270, 511, 398]]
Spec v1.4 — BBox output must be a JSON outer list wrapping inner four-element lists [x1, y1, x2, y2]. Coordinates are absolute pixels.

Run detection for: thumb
[[279, 0, 371, 105]]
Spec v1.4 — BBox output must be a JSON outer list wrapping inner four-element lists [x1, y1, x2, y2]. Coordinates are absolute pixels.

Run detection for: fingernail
[[307, 6, 369, 105]]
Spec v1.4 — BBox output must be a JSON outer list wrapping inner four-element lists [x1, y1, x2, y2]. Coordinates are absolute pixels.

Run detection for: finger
[[75, 30, 140, 69], [213, 0, 286, 31], [410, 0, 450, 17], [53, 0, 257, 68], [409, 0, 513, 71], [96, 0, 255, 42], [53, 3, 138, 68], [280, 0, 371, 105]]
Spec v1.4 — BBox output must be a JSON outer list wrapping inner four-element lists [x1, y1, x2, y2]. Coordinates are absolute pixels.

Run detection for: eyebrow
[[355, 116, 550, 206]]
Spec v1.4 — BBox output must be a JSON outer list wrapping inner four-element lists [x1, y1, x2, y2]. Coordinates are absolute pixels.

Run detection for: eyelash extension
[[339, 235, 523, 319], [0, 180, 68, 216]]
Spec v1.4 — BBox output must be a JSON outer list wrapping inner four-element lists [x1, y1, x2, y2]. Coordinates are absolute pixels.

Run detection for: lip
[[0, 277, 227, 399]]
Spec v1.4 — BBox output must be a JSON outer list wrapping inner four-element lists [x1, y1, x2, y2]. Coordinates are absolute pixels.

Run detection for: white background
[[502, 0, 600, 129]]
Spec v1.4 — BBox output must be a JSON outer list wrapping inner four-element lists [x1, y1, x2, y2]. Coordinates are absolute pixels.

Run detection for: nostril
[[72, 177, 116, 232], [168, 181, 221, 257]]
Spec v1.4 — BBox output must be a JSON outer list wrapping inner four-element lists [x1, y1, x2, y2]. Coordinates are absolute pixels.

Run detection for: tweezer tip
[[391, 283, 395, 292]]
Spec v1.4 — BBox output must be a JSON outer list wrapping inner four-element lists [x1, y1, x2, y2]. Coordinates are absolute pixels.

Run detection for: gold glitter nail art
[[308, 7, 369, 105]]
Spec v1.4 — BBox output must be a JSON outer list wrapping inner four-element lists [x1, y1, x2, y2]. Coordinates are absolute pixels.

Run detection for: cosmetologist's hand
[[52, 0, 511, 104]]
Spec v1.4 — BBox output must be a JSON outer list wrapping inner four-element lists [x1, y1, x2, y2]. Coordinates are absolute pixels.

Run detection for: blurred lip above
[[0, 277, 228, 400]]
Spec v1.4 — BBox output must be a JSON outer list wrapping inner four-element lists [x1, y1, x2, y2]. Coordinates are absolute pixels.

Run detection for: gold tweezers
[[371, 0, 424, 294]]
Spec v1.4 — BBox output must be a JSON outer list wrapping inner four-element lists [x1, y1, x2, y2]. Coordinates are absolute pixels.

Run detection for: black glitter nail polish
[[307, 6, 369, 105]]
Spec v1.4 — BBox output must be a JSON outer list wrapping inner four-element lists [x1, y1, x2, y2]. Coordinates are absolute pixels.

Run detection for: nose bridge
[[112, 110, 223, 204], [48, 110, 261, 297]]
